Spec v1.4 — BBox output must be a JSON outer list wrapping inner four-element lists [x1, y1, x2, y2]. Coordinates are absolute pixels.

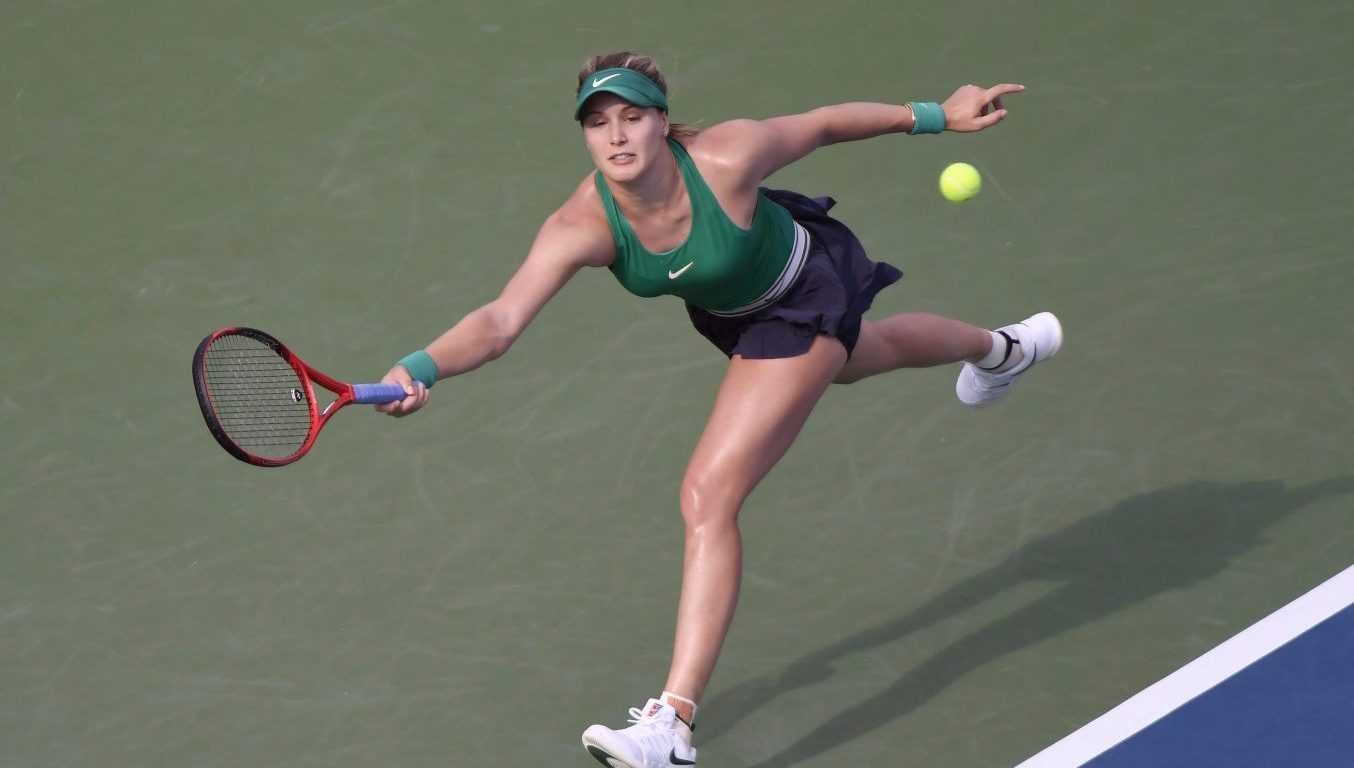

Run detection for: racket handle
[[352, 382, 412, 404]]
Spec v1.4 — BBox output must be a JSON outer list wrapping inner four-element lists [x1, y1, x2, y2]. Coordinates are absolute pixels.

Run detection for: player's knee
[[679, 471, 744, 532]]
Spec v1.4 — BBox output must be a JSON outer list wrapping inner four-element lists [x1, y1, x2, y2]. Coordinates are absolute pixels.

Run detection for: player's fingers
[[985, 81, 1023, 96], [985, 83, 1025, 101], [974, 109, 1008, 130], [389, 383, 422, 417], [407, 383, 431, 414], [411, 382, 429, 406], [376, 370, 416, 414]]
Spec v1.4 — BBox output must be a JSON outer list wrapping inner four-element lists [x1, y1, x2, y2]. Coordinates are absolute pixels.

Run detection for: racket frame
[[193, 327, 364, 467]]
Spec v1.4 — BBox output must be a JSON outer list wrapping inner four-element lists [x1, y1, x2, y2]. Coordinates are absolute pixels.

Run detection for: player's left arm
[[711, 83, 1025, 183]]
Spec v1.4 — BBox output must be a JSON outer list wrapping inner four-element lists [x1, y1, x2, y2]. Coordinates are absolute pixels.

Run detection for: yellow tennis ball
[[939, 162, 981, 203]]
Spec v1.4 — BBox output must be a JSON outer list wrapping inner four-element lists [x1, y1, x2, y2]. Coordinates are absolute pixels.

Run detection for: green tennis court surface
[[3, 2, 1351, 766]]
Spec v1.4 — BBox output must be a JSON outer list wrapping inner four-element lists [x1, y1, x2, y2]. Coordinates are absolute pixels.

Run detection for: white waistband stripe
[[707, 221, 810, 317]]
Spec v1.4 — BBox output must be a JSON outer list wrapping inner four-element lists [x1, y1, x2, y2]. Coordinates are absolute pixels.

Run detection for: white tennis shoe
[[582, 698, 697, 768], [955, 312, 1063, 407]]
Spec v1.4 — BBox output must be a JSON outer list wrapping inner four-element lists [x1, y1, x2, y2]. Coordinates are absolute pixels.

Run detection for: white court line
[[1015, 565, 1354, 768]]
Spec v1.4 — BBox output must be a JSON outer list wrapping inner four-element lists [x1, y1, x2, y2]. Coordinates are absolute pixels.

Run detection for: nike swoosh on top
[[669, 748, 697, 766], [668, 262, 694, 279], [592, 73, 623, 87]]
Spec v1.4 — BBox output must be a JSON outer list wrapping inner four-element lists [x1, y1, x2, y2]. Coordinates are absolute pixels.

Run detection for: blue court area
[[1018, 567, 1354, 768]]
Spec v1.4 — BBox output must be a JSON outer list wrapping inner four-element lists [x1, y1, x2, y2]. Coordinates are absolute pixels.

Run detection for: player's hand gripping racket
[[192, 327, 409, 467]]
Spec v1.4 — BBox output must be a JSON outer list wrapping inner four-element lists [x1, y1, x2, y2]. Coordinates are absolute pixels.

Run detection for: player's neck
[[610, 147, 683, 216]]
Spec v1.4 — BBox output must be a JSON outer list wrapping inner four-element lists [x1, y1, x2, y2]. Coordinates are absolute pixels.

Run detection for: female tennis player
[[378, 52, 1061, 768]]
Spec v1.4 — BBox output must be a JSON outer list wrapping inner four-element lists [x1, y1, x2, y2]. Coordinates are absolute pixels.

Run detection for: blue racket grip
[[352, 382, 413, 405]]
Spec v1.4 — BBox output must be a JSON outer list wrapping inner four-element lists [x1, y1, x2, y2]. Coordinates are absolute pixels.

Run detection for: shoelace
[[623, 704, 683, 761], [626, 706, 671, 729]]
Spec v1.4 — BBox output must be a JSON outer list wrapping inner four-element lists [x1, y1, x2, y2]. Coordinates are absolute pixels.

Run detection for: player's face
[[580, 95, 668, 183]]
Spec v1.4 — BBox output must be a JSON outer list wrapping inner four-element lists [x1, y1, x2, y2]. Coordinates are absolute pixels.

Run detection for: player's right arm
[[378, 179, 614, 416]]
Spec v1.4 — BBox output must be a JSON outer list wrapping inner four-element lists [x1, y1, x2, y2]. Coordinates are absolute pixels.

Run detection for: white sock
[[661, 690, 698, 734], [976, 330, 1023, 372]]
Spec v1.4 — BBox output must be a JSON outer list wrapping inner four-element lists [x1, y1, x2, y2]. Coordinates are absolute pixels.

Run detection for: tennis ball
[[939, 162, 981, 203]]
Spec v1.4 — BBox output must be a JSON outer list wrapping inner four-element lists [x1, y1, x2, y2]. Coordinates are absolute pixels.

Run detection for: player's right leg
[[834, 312, 992, 383], [836, 311, 1062, 407], [953, 312, 1062, 406]]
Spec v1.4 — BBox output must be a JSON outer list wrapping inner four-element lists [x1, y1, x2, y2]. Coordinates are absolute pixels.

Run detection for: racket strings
[[200, 335, 312, 458]]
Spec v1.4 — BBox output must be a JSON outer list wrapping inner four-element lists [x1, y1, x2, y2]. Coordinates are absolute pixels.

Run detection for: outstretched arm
[[377, 190, 613, 416], [713, 83, 1025, 183]]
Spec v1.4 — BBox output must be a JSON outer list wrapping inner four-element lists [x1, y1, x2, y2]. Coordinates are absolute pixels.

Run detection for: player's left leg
[[582, 333, 848, 768], [666, 333, 849, 704]]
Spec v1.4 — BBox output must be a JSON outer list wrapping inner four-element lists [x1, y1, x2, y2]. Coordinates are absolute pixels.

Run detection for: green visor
[[574, 68, 669, 121]]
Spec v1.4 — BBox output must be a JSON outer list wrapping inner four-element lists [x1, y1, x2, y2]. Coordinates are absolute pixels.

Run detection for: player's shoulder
[[681, 120, 778, 193], [538, 174, 614, 267], [682, 119, 769, 166], [551, 173, 609, 228], [696, 117, 768, 142]]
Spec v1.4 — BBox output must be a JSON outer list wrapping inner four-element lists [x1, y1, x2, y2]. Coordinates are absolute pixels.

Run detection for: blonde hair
[[577, 51, 700, 139]]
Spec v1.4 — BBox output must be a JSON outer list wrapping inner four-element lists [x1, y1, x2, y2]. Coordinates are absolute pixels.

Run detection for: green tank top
[[595, 139, 808, 315]]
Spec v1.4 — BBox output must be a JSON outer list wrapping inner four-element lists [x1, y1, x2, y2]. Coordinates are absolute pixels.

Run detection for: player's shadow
[[705, 476, 1354, 768]]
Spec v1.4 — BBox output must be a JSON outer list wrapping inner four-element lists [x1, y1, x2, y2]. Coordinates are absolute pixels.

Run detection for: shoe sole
[[582, 730, 645, 768], [583, 736, 693, 768], [584, 743, 626, 768], [1026, 311, 1063, 362]]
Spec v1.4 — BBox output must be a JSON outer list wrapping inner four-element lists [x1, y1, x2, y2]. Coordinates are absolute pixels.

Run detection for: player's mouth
[[609, 152, 636, 165]]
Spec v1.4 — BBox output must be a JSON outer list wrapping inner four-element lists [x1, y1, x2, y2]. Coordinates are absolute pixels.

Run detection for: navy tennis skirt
[[686, 188, 903, 359]]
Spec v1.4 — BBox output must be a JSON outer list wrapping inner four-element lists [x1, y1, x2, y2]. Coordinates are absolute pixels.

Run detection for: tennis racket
[[192, 327, 409, 467]]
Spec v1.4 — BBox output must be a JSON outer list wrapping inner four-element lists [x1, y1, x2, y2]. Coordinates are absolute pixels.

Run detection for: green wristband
[[396, 350, 438, 388], [908, 101, 946, 134]]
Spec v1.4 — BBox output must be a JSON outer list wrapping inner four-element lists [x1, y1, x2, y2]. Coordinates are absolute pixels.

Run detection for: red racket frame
[[193, 327, 365, 467]]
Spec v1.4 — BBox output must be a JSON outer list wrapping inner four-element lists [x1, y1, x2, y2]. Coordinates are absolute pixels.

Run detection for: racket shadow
[[708, 476, 1354, 768]]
